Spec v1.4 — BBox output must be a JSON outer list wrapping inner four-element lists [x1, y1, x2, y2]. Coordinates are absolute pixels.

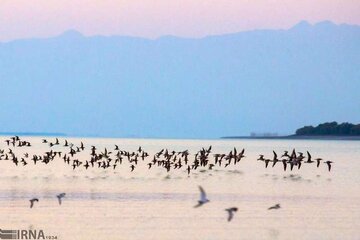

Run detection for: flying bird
[[268, 203, 281, 210], [56, 193, 66, 205], [225, 207, 238, 222], [315, 158, 322, 168], [324, 161, 333, 171], [29, 198, 39, 208], [194, 186, 209, 208]]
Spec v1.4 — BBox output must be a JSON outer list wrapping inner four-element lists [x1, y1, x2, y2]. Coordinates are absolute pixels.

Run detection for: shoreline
[[1, 133, 360, 141], [221, 135, 360, 140]]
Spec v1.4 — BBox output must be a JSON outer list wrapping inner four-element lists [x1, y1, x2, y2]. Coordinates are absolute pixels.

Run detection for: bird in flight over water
[[324, 161, 333, 171], [225, 207, 238, 222], [194, 186, 209, 208], [29, 198, 39, 208], [268, 203, 281, 210], [56, 193, 66, 205]]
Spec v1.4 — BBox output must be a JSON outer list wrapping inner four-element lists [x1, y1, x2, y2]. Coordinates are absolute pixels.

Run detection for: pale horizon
[[0, 0, 359, 42]]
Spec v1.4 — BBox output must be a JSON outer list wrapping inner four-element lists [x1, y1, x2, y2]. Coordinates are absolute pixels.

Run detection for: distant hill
[[295, 122, 360, 136], [0, 21, 359, 138]]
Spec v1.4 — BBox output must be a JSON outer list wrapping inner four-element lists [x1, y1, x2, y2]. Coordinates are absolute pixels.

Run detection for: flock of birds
[[1, 136, 333, 173], [28, 186, 278, 222], [1, 136, 334, 221], [195, 186, 281, 221], [29, 193, 65, 208], [257, 150, 333, 172], [196, 186, 239, 221]]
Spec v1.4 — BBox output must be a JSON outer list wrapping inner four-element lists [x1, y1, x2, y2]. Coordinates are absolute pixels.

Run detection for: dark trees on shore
[[296, 122, 360, 136]]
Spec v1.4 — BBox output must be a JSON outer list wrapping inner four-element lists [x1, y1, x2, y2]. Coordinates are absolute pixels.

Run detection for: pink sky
[[0, 0, 359, 41]]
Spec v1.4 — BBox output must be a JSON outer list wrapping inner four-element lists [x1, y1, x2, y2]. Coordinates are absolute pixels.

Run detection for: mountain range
[[0, 21, 359, 138]]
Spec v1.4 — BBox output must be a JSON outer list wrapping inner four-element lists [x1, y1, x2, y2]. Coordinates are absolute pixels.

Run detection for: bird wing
[[57, 196, 62, 205], [327, 162, 332, 171], [199, 186, 207, 201], [273, 151, 277, 160], [227, 210, 233, 221], [265, 160, 269, 168], [30, 201, 33, 208], [283, 161, 287, 171]]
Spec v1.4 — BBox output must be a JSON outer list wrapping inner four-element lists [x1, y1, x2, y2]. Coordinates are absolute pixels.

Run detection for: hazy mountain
[[0, 21, 359, 138]]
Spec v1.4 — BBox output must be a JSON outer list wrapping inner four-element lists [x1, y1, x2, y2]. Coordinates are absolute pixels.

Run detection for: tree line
[[295, 122, 360, 136]]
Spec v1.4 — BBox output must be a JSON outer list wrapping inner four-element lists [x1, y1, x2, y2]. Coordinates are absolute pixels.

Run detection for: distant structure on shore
[[295, 122, 360, 136]]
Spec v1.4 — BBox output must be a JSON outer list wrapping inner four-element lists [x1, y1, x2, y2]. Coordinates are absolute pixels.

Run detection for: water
[[0, 137, 359, 240]]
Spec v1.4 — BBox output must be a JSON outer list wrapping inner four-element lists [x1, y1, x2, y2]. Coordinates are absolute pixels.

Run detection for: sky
[[0, 0, 359, 41]]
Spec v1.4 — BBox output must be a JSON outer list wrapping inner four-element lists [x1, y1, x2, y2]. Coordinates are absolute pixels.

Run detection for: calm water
[[0, 137, 359, 240]]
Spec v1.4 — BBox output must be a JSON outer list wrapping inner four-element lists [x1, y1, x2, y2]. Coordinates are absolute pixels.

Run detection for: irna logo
[[0, 229, 57, 239]]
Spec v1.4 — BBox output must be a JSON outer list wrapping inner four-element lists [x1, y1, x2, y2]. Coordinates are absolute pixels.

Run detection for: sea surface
[[0, 137, 359, 240]]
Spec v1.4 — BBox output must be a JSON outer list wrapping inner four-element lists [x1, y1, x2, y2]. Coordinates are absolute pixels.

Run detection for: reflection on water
[[268, 228, 280, 240], [0, 137, 359, 240]]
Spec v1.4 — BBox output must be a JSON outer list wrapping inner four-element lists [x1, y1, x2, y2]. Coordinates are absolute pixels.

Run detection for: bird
[[29, 198, 39, 208], [281, 151, 289, 158], [315, 158, 322, 168], [130, 165, 135, 172], [225, 207, 238, 222], [305, 151, 314, 163], [56, 193, 66, 205], [268, 203, 280, 210], [194, 186, 209, 208], [281, 159, 287, 171], [271, 151, 279, 167], [324, 161, 333, 171], [264, 159, 271, 168]]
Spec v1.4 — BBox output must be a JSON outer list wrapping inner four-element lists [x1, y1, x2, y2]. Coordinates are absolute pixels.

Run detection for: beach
[[0, 137, 359, 240]]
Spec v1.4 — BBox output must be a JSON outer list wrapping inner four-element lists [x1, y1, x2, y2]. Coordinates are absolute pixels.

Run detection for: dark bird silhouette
[[225, 207, 238, 222], [130, 165, 135, 172], [272, 151, 279, 167], [29, 198, 39, 208], [56, 193, 66, 205], [84, 161, 90, 170], [324, 161, 333, 171], [194, 186, 209, 208], [268, 203, 280, 210], [264, 159, 271, 168], [315, 158, 322, 168], [305, 151, 314, 163], [282, 159, 287, 171], [281, 151, 289, 158]]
